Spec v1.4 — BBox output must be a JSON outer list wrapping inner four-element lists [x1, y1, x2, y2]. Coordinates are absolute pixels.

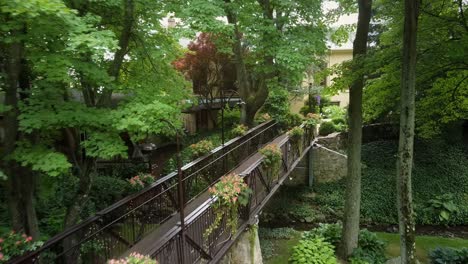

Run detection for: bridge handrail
[[150, 123, 314, 263], [12, 120, 278, 264]]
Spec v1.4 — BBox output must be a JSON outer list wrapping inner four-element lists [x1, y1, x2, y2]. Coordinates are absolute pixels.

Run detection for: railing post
[[307, 148, 314, 187]]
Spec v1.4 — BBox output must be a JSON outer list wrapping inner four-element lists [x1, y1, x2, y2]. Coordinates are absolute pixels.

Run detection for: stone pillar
[[220, 225, 263, 264]]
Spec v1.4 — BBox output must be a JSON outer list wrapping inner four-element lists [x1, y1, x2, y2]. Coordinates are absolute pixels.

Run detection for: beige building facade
[[290, 47, 353, 114], [327, 48, 353, 107]]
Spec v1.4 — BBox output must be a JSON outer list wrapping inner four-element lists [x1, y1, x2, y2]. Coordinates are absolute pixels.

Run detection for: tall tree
[[360, 0, 467, 138], [339, 0, 372, 259], [174, 0, 327, 126], [397, 0, 419, 262], [0, 0, 186, 239]]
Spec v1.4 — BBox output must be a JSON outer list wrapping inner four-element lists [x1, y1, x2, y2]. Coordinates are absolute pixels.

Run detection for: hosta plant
[[204, 173, 251, 238], [0, 231, 43, 263], [190, 140, 214, 158], [259, 144, 282, 181], [108, 252, 157, 264], [289, 237, 338, 264]]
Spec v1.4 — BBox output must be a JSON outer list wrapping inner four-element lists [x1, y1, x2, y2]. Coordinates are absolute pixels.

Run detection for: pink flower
[[0, 253, 4, 260], [26, 236, 33, 242], [0, 238, 3, 243]]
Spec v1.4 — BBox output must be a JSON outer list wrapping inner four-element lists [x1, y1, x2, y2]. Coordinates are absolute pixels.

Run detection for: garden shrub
[[289, 237, 338, 264], [322, 105, 346, 120], [302, 223, 342, 248], [219, 107, 241, 128], [429, 247, 468, 264], [0, 231, 43, 262], [189, 139, 214, 158], [90, 175, 132, 210], [301, 223, 386, 264], [304, 113, 321, 129], [319, 121, 339, 136], [263, 88, 290, 120], [352, 229, 387, 264]]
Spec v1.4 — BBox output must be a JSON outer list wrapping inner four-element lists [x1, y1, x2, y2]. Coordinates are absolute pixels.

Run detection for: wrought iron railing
[[151, 124, 315, 264], [12, 121, 281, 264]]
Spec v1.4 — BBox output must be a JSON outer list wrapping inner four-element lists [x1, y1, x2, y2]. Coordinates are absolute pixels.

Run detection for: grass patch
[[376, 232, 468, 263]]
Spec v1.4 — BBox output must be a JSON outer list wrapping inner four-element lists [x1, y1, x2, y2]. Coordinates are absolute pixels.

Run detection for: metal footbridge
[[13, 120, 315, 264]]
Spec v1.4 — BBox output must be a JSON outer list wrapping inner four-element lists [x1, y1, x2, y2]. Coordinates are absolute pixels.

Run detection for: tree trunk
[[225, 0, 269, 127], [397, 0, 419, 263], [3, 34, 23, 231], [339, 0, 372, 259], [64, 0, 135, 228], [98, 0, 134, 106], [1, 26, 40, 237]]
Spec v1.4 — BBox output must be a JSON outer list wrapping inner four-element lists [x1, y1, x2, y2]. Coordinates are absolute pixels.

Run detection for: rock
[[220, 225, 263, 264]]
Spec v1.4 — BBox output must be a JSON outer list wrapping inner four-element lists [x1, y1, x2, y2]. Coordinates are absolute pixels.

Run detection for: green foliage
[[289, 237, 338, 264], [319, 121, 341, 136], [351, 230, 387, 264], [263, 89, 291, 119], [204, 173, 251, 238], [300, 96, 332, 116], [332, 0, 468, 137], [314, 139, 468, 225], [127, 174, 154, 191], [424, 194, 460, 224], [0, 231, 43, 262], [304, 113, 321, 129], [11, 142, 71, 177], [220, 107, 241, 129], [429, 247, 468, 264], [302, 223, 342, 248], [189, 140, 214, 158], [322, 105, 346, 120], [301, 223, 386, 264], [283, 113, 304, 130], [231, 124, 248, 137], [288, 126, 305, 141], [260, 144, 282, 180]]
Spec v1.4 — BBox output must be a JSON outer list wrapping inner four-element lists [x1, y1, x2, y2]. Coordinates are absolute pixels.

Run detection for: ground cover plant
[[314, 139, 468, 226]]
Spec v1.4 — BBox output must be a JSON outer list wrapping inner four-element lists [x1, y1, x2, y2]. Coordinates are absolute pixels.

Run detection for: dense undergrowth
[[261, 139, 468, 227]]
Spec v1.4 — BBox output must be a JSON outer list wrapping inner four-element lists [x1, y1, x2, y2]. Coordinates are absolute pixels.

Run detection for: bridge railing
[[151, 123, 314, 263], [12, 120, 280, 264]]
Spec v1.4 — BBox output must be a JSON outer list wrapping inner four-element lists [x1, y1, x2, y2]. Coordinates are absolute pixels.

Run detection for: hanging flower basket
[[231, 124, 249, 137], [259, 144, 282, 182], [204, 173, 251, 239], [288, 126, 305, 153]]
